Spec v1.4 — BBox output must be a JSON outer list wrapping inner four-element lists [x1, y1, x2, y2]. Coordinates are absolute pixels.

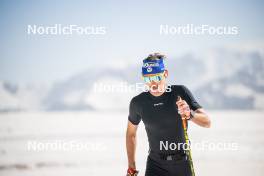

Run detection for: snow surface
[[0, 111, 263, 176]]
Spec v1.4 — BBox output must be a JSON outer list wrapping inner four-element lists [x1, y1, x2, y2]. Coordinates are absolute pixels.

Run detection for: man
[[126, 53, 211, 176]]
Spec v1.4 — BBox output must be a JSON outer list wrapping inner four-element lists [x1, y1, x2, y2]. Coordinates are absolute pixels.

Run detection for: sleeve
[[181, 85, 202, 111], [128, 97, 142, 125]]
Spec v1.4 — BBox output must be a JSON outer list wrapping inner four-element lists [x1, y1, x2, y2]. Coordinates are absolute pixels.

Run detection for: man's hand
[[176, 97, 211, 128], [176, 97, 191, 120], [126, 168, 139, 176]]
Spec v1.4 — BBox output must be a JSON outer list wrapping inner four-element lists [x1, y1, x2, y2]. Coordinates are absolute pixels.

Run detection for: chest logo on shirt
[[153, 102, 164, 106]]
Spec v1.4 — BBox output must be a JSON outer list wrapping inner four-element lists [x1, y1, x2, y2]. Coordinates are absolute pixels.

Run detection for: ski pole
[[177, 96, 195, 176]]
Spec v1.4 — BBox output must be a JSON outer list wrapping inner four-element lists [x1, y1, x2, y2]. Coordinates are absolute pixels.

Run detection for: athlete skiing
[[126, 53, 211, 176]]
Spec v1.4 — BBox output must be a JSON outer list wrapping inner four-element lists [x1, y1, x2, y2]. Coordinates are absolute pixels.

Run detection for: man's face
[[143, 70, 168, 92]]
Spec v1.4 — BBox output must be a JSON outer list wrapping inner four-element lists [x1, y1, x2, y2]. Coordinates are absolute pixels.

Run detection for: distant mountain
[[1, 46, 263, 111], [195, 50, 264, 109], [42, 67, 139, 111], [0, 81, 49, 112]]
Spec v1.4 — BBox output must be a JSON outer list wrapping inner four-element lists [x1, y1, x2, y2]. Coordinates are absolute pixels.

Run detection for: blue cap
[[142, 58, 165, 76]]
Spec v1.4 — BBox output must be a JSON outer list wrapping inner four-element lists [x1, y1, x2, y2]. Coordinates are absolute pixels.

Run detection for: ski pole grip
[[177, 96, 187, 129]]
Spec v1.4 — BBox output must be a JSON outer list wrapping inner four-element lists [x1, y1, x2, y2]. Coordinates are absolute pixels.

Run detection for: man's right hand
[[126, 168, 139, 176]]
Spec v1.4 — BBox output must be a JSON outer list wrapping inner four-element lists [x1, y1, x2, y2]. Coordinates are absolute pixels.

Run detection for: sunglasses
[[142, 73, 165, 83]]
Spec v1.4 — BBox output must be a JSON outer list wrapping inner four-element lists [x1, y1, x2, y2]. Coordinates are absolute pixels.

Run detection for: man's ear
[[164, 70, 169, 78]]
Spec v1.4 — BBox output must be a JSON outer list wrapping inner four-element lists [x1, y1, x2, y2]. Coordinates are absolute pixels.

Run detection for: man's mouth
[[151, 84, 159, 90]]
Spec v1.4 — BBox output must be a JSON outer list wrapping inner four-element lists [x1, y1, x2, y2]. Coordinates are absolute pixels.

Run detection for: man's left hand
[[176, 98, 191, 120]]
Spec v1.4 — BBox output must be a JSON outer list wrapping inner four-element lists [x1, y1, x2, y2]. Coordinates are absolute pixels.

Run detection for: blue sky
[[0, 0, 263, 84]]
